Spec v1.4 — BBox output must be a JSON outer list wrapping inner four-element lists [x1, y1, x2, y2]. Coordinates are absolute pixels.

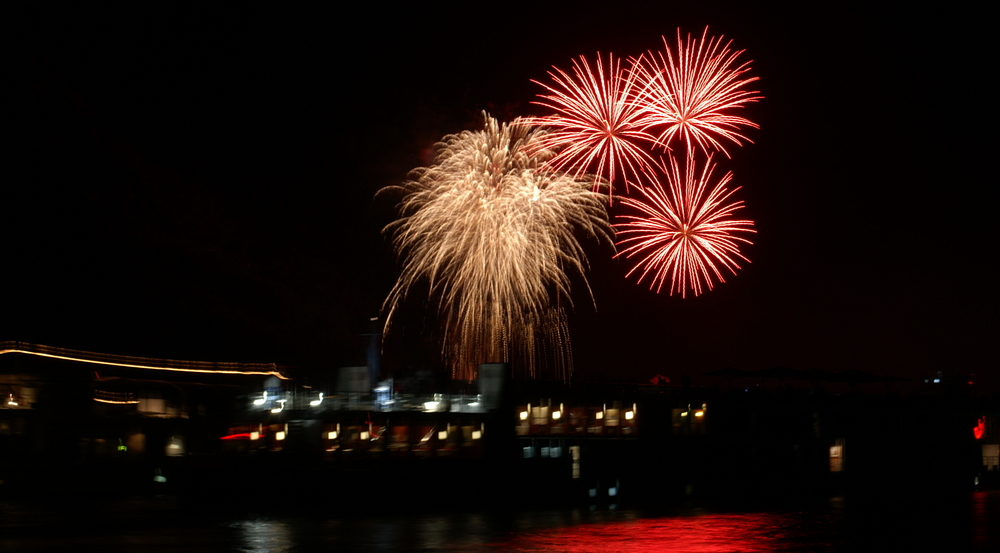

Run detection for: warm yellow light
[[250, 431, 260, 440], [625, 411, 634, 420], [596, 412, 603, 420], [694, 411, 704, 417], [275, 431, 286, 441], [327, 431, 337, 440], [519, 411, 528, 420], [360, 431, 370, 440], [0, 341, 290, 379], [438, 430, 448, 440], [93, 398, 139, 405], [552, 410, 562, 420], [681, 411, 688, 417], [472, 430, 481, 440]]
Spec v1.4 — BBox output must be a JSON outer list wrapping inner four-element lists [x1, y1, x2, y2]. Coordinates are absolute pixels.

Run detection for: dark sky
[[8, 4, 996, 388]]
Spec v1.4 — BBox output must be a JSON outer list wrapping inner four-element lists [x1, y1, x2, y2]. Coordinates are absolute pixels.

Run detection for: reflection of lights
[[0, 341, 289, 379], [253, 391, 268, 406], [309, 393, 324, 407]]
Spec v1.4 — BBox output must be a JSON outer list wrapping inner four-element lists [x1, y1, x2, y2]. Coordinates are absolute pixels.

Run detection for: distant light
[[94, 398, 139, 405], [327, 431, 338, 440], [595, 412, 603, 420], [694, 411, 704, 417], [974, 417, 986, 440], [472, 430, 481, 440], [0, 343, 289, 379], [608, 486, 617, 497], [552, 411, 562, 420], [253, 391, 268, 406], [933, 378, 940, 384], [153, 475, 167, 483], [438, 430, 448, 440], [310, 393, 324, 407], [681, 411, 688, 417], [625, 411, 634, 420], [360, 431, 370, 440], [250, 431, 259, 440], [519, 411, 528, 420], [275, 431, 286, 441], [424, 401, 440, 412]]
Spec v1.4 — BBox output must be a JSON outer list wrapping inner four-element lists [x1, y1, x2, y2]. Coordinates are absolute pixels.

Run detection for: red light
[[973, 417, 986, 440], [615, 153, 754, 297]]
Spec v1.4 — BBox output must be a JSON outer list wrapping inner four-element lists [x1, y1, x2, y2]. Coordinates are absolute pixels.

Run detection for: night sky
[[8, 4, 996, 389]]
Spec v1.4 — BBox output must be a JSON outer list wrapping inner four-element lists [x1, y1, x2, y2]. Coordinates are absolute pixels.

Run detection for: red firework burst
[[615, 153, 755, 297], [522, 53, 657, 200], [632, 27, 762, 157]]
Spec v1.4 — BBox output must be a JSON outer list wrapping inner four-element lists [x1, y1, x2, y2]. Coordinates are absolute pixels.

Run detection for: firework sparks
[[615, 153, 755, 297], [632, 27, 762, 157], [382, 114, 612, 381], [522, 53, 656, 201]]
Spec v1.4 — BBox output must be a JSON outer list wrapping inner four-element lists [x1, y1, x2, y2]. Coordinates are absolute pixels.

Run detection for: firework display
[[521, 53, 657, 199], [615, 154, 755, 297], [382, 115, 611, 381], [382, 27, 762, 379], [632, 28, 762, 157]]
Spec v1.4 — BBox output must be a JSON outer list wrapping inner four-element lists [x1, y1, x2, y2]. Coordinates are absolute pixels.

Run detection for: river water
[[2, 491, 997, 552]]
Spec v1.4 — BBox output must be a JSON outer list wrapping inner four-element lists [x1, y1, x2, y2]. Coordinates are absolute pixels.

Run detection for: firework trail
[[522, 53, 657, 200], [615, 153, 755, 297], [632, 27, 762, 157], [382, 114, 612, 381]]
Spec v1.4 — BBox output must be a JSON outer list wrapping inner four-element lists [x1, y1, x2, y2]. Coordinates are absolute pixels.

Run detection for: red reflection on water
[[498, 512, 798, 552]]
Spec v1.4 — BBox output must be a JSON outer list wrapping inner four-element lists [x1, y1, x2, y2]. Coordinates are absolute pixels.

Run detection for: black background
[[8, 3, 995, 388]]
